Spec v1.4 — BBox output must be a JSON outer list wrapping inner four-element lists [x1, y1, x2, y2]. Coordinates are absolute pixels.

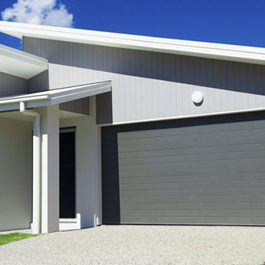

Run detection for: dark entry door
[[60, 130, 76, 218]]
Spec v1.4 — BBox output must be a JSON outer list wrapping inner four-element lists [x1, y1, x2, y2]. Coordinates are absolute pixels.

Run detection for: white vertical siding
[[24, 37, 265, 124]]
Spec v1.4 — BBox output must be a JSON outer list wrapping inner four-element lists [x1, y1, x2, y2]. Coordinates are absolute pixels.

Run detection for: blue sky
[[0, 0, 265, 49]]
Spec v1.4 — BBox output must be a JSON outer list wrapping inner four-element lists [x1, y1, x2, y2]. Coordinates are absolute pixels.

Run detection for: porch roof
[[0, 81, 111, 112]]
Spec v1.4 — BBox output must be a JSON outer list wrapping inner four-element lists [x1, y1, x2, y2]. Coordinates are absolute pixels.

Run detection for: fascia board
[[0, 81, 112, 111], [27, 85, 111, 108], [1, 22, 265, 64], [46, 81, 111, 98], [0, 103, 20, 112]]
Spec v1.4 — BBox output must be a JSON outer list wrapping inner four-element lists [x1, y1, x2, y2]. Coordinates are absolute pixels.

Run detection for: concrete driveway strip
[[0, 226, 265, 265]]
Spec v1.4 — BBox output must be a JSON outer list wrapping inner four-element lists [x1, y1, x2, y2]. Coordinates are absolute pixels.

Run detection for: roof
[[0, 21, 265, 65], [0, 44, 47, 79], [0, 80, 111, 112]]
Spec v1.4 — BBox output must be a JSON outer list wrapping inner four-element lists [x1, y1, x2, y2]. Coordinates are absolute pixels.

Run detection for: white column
[[39, 105, 60, 233], [76, 96, 102, 228]]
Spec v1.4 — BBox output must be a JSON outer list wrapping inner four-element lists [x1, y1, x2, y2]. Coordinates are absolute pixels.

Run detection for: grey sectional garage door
[[102, 112, 265, 225]]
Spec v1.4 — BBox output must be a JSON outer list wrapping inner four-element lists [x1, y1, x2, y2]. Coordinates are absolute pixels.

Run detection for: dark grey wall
[[102, 111, 265, 225], [96, 92, 113, 124], [23, 37, 265, 124], [59, 97, 90, 116], [27, 70, 49, 93], [0, 72, 27, 97]]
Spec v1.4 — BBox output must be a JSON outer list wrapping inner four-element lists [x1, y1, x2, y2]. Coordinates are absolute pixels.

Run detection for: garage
[[102, 111, 265, 225]]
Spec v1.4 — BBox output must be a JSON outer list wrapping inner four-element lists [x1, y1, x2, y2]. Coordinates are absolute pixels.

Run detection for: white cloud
[[1, 0, 74, 27]]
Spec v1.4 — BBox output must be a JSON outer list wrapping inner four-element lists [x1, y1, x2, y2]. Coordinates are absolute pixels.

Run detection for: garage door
[[102, 112, 265, 225]]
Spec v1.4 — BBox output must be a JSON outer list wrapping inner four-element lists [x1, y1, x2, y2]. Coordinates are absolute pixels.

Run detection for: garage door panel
[[119, 151, 265, 166], [120, 216, 265, 225], [118, 143, 265, 159], [117, 166, 265, 178], [118, 138, 265, 154], [119, 202, 265, 211], [102, 112, 265, 225], [105, 141, 265, 159], [118, 122, 265, 140], [120, 209, 265, 218], [118, 131, 265, 148], [118, 173, 265, 184], [110, 195, 264, 204], [118, 160, 260, 173], [118, 180, 265, 191], [118, 187, 265, 197]]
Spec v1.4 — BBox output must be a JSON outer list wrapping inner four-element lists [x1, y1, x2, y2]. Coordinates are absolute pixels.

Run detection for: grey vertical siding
[[59, 97, 90, 115], [0, 72, 27, 97], [102, 112, 265, 225], [24, 37, 265, 124]]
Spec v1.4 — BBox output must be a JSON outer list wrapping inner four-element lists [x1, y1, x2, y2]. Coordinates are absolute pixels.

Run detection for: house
[[0, 21, 265, 234]]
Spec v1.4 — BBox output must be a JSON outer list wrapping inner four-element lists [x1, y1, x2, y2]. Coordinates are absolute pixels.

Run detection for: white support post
[[20, 102, 41, 234], [39, 105, 60, 234]]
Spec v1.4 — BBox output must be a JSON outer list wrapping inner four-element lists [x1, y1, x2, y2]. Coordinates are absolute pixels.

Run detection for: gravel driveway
[[0, 225, 265, 265]]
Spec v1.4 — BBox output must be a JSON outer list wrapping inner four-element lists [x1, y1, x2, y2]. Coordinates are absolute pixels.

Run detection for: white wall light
[[192, 91, 204, 105]]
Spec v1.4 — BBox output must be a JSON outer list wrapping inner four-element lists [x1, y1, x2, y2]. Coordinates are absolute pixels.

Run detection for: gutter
[[20, 102, 41, 234]]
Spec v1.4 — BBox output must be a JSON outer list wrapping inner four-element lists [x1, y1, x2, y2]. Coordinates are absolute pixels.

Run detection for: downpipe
[[20, 102, 41, 234]]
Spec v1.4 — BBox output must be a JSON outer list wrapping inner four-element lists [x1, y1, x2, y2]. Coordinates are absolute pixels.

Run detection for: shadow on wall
[[27, 70, 49, 94], [23, 38, 265, 97]]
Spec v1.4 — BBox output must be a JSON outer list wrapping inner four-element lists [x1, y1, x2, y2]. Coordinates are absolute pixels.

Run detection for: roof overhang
[[1, 21, 265, 65], [0, 44, 48, 79], [0, 80, 111, 112]]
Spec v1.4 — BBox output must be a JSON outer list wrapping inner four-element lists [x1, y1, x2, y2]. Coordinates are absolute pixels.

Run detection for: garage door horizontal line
[[104, 168, 265, 177], [103, 138, 264, 151], [120, 209, 265, 214], [115, 172, 265, 179], [104, 123, 265, 140], [118, 154, 265, 166], [115, 141, 265, 154], [103, 167, 265, 175], [118, 131, 265, 142], [117, 123, 265, 137], [118, 162, 265, 173], [117, 123, 265, 140], [118, 149, 265, 161], [118, 207, 265, 211], [104, 192, 265, 198], [117, 127, 265, 144], [106, 179, 265, 186], [107, 186, 265, 193], [119, 215, 265, 218], [104, 120, 265, 139], [102, 196, 264, 203], [118, 158, 265, 168], [117, 140, 265, 153], [118, 146, 265, 157], [105, 201, 265, 206], [112, 179, 265, 186]]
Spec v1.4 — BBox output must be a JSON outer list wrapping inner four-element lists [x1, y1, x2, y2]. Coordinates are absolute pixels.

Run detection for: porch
[[0, 82, 111, 234]]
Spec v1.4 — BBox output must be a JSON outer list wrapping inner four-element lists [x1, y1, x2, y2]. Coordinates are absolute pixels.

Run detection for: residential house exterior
[[0, 21, 265, 234]]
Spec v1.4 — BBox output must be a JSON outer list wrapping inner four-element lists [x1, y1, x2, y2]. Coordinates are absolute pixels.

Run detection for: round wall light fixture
[[192, 91, 204, 105]]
